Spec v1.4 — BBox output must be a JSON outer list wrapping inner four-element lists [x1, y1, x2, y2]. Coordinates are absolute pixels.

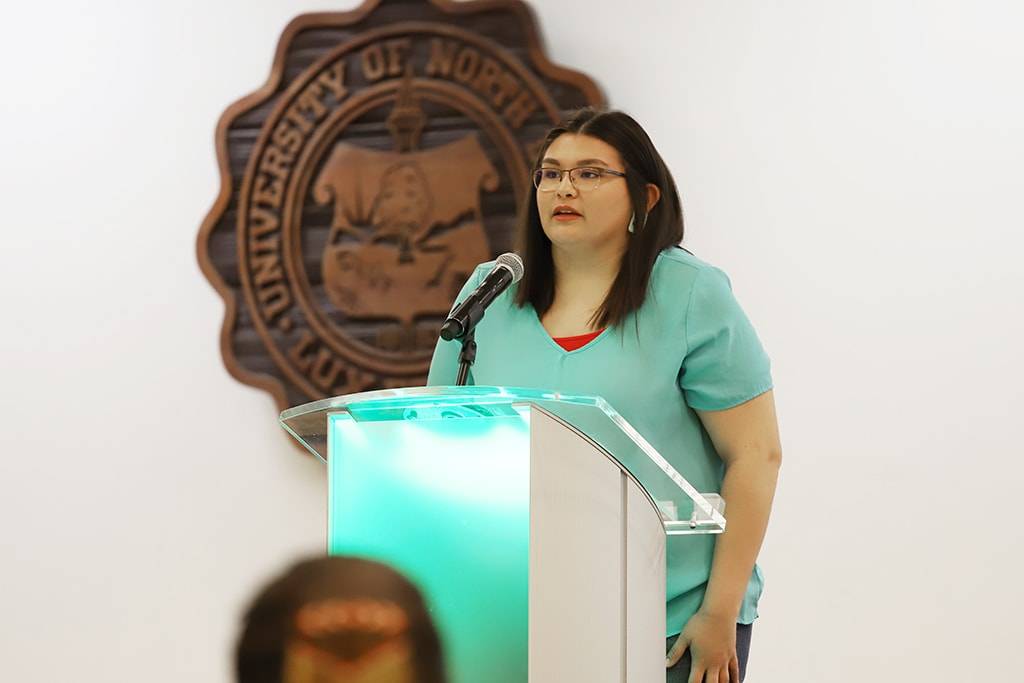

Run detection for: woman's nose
[[556, 173, 576, 197]]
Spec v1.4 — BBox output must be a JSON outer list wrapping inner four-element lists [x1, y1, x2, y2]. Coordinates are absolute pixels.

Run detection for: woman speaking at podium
[[428, 107, 782, 683]]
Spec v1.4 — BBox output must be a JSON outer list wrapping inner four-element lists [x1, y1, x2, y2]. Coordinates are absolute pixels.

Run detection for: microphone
[[440, 253, 524, 341]]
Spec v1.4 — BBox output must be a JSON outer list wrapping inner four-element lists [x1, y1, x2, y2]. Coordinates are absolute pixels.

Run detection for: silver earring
[[627, 215, 636, 234]]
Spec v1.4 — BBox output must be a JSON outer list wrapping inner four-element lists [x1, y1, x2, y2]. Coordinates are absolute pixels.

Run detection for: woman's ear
[[646, 183, 661, 211]]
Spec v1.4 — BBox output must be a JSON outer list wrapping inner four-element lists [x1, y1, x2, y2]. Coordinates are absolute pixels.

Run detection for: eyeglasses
[[532, 166, 627, 192]]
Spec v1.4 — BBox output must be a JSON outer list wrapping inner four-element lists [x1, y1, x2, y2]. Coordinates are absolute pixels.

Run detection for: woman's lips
[[552, 205, 582, 222]]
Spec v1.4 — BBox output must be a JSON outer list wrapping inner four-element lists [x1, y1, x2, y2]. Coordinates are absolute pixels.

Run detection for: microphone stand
[[454, 328, 477, 387]]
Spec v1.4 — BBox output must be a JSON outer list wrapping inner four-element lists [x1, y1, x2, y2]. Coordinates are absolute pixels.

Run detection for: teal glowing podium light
[[280, 386, 725, 683]]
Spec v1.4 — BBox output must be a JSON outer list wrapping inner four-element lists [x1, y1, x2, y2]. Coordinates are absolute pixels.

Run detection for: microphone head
[[495, 252, 524, 283]]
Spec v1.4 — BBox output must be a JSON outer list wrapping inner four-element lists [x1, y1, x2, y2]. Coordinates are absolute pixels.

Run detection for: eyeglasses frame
[[532, 166, 627, 193]]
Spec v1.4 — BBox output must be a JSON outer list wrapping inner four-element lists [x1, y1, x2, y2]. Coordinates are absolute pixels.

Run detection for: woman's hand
[[666, 609, 740, 683]]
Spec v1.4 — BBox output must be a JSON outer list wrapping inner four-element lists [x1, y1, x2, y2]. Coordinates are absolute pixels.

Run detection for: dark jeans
[[665, 622, 752, 682]]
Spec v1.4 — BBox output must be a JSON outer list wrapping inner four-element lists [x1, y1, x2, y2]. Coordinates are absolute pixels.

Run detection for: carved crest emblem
[[198, 0, 603, 411]]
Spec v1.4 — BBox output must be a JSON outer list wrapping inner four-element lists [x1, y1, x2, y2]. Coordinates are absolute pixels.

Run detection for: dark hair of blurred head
[[235, 556, 446, 683], [514, 107, 685, 328]]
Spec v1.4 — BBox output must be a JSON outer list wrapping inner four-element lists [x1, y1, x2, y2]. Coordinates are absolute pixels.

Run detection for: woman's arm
[[666, 389, 782, 679], [698, 388, 782, 617]]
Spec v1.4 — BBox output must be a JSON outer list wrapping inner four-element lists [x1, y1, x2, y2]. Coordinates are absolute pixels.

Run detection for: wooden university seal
[[198, 0, 603, 413]]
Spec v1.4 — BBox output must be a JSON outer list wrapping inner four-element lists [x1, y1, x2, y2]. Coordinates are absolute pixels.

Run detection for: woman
[[235, 555, 447, 683], [428, 107, 782, 683]]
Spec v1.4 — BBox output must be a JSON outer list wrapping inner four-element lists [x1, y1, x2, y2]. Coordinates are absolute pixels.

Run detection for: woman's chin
[[544, 225, 624, 253], [542, 221, 586, 243]]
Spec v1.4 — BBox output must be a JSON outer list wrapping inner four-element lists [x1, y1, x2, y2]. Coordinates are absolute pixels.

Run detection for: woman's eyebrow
[[540, 157, 611, 167]]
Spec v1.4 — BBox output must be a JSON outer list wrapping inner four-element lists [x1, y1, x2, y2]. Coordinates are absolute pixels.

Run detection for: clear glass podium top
[[280, 385, 725, 535]]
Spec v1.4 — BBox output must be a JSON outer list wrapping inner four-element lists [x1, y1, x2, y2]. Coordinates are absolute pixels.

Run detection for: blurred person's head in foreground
[[235, 556, 446, 683]]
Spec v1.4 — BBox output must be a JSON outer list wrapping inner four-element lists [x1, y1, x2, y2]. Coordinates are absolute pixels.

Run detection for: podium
[[281, 386, 725, 683]]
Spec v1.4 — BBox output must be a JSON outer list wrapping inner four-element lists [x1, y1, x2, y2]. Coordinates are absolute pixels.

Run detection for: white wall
[[2, 1, 1021, 681]]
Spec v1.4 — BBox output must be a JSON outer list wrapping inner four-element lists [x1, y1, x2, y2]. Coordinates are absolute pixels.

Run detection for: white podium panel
[[529, 407, 666, 682]]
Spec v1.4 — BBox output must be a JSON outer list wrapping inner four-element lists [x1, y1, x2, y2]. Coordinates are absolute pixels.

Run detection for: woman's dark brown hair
[[235, 555, 446, 683], [514, 107, 685, 328]]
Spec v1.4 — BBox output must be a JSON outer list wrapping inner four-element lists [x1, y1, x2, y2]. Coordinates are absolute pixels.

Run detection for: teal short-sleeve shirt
[[427, 247, 773, 636]]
